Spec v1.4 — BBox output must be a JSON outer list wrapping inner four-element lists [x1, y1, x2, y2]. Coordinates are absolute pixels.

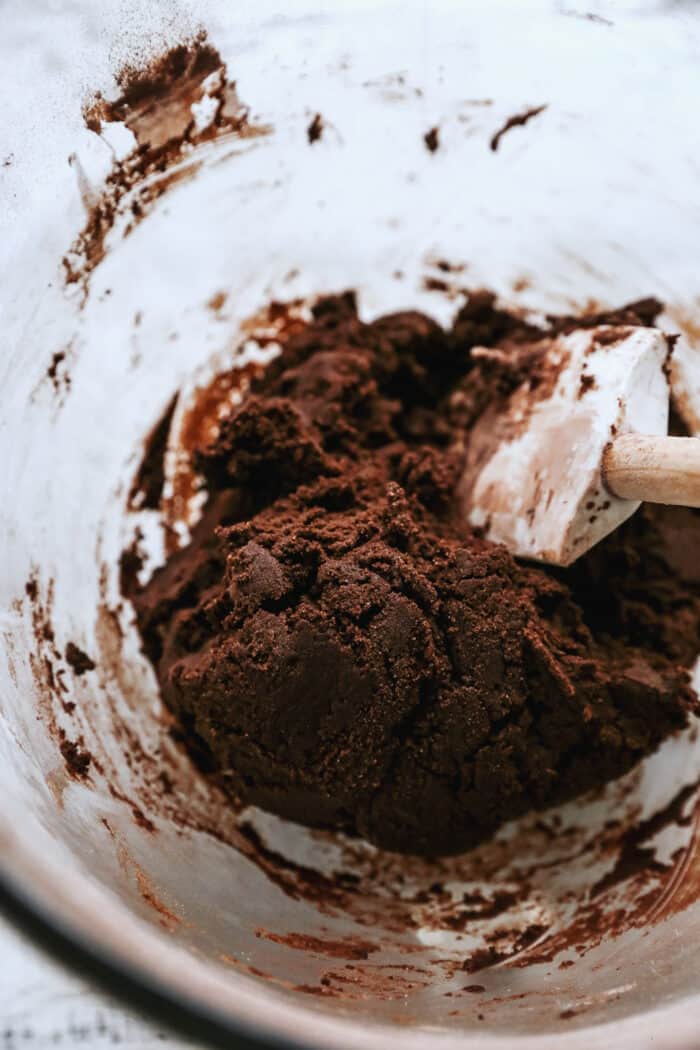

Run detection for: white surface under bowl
[[3, 1, 700, 1048]]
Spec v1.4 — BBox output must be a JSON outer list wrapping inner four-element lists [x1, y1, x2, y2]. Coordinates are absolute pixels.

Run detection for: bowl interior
[[3, 1, 700, 1046]]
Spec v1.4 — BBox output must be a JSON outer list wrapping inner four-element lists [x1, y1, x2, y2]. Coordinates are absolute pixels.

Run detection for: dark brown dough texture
[[132, 292, 700, 856]]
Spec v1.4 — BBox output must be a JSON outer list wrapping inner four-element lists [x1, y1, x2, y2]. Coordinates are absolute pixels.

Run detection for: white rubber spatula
[[459, 325, 700, 566]]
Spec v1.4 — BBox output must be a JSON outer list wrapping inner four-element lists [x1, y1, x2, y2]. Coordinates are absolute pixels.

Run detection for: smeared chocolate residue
[[552, 298, 663, 336], [299, 964, 424, 1001], [591, 778, 697, 898], [255, 929, 379, 961], [449, 889, 520, 924], [66, 35, 271, 296], [128, 392, 178, 510], [135, 870, 180, 930], [119, 528, 146, 594], [235, 821, 361, 911], [490, 105, 547, 152], [108, 782, 157, 834]]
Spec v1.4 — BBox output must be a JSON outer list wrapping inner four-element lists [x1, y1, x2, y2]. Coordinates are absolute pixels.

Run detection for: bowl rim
[[0, 869, 280, 1050], [2, 812, 700, 1050]]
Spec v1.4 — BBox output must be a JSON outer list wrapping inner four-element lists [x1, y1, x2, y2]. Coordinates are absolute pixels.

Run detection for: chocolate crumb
[[59, 732, 92, 778], [435, 259, 465, 274], [307, 113, 324, 144], [65, 642, 96, 676], [207, 290, 228, 312], [47, 351, 68, 391], [578, 372, 597, 398], [424, 126, 440, 153], [422, 276, 451, 293]]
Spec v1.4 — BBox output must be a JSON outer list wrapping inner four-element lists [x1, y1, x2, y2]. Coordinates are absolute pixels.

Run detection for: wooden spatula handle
[[603, 435, 700, 507]]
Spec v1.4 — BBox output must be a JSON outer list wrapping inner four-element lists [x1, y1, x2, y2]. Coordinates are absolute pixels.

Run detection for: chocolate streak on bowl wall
[[64, 35, 271, 298], [128, 393, 178, 510], [489, 104, 548, 152]]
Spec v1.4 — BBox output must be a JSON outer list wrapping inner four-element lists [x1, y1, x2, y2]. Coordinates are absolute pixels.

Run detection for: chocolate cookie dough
[[131, 292, 700, 856]]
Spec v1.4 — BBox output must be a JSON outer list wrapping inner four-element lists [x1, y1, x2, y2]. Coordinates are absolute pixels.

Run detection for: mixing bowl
[[3, 1, 700, 1047]]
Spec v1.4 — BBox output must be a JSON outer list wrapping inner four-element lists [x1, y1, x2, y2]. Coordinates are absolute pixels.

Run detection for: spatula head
[[459, 326, 669, 566]]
